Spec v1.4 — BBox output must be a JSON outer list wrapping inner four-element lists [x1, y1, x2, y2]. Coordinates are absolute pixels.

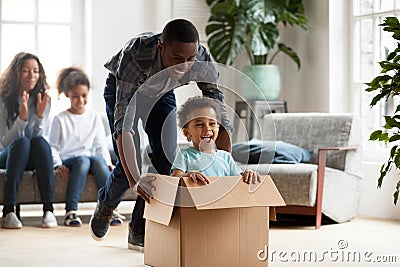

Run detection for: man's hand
[[133, 175, 156, 203]]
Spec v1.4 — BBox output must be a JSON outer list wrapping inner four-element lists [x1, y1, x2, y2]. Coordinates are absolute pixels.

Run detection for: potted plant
[[366, 16, 400, 205], [205, 0, 311, 100]]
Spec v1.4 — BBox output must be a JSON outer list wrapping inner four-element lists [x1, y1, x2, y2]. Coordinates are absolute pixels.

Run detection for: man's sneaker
[[89, 201, 112, 241], [64, 211, 82, 227], [1, 212, 22, 229], [128, 227, 144, 252], [110, 210, 126, 226], [42, 211, 58, 228]]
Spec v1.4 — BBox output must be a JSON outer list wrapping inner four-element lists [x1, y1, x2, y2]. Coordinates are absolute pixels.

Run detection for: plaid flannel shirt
[[104, 32, 232, 137]]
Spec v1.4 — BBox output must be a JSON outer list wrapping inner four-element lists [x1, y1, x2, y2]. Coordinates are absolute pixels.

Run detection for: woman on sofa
[[49, 67, 123, 227], [0, 52, 57, 229]]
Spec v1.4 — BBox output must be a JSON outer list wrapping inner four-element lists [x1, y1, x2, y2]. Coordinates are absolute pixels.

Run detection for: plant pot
[[241, 64, 281, 101]]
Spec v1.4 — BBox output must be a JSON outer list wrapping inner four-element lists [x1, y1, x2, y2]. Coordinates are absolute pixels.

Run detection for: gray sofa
[[0, 169, 137, 205], [237, 113, 363, 228]]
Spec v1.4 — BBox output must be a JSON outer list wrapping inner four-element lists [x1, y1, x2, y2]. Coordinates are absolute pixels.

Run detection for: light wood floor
[[0, 202, 399, 267]]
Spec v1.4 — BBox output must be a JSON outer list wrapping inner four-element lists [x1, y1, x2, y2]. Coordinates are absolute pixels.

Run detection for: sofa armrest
[[317, 146, 357, 190], [314, 146, 357, 228], [318, 146, 357, 152]]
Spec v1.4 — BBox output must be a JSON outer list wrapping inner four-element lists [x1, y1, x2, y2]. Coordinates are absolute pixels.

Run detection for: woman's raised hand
[[19, 91, 29, 121], [36, 92, 50, 118]]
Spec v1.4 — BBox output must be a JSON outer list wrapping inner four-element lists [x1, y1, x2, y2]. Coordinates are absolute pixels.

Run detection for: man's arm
[[215, 127, 232, 153], [117, 132, 154, 202], [194, 46, 233, 152]]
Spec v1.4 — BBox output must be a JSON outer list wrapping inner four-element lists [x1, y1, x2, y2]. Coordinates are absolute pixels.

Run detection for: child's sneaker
[[64, 211, 82, 227], [110, 210, 125, 226]]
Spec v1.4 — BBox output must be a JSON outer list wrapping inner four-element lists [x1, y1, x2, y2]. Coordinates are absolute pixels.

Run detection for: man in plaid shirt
[[90, 19, 232, 251]]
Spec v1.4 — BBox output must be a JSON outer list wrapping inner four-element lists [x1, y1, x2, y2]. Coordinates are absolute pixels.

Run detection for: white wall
[[279, 0, 330, 112], [359, 162, 400, 220], [89, 0, 172, 113], [87, 0, 400, 220]]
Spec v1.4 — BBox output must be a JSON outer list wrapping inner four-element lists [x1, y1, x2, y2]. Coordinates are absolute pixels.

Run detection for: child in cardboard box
[[171, 96, 261, 184]]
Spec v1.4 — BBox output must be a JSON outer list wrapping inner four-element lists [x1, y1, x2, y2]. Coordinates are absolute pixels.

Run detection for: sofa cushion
[[237, 163, 317, 206]]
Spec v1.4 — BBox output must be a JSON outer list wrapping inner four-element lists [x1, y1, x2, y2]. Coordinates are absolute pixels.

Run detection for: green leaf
[[381, 17, 400, 27], [378, 161, 392, 188], [385, 116, 400, 128], [394, 152, 400, 167], [389, 135, 400, 142], [387, 51, 397, 61], [365, 75, 392, 91], [379, 132, 389, 142], [275, 43, 301, 69], [369, 130, 383, 140], [384, 124, 393, 130], [379, 62, 400, 71], [394, 180, 400, 205], [392, 54, 400, 63], [206, 13, 247, 65], [250, 22, 279, 57], [390, 145, 398, 158], [370, 90, 391, 106]]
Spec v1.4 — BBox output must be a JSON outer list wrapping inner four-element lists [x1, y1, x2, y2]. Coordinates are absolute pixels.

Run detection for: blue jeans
[[99, 73, 177, 234], [62, 156, 110, 211], [0, 136, 54, 213]]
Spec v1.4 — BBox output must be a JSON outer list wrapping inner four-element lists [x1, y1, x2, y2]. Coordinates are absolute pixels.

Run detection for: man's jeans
[[99, 73, 177, 234]]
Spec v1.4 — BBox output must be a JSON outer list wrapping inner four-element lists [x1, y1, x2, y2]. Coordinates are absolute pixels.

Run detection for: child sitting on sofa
[[171, 96, 261, 185], [48, 67, 124, 226]]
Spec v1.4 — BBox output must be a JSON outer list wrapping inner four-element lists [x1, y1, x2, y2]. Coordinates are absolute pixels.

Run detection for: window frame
[[351, 0, 400, 161], [0, 0, 88, 115]]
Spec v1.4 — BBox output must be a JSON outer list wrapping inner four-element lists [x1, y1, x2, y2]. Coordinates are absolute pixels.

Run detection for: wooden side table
[[232, 100, 287, 142]]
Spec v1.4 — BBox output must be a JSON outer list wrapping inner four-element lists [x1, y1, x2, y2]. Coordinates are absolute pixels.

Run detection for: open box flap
[[144, 174, 285, 225], [143, 174, 180, 226], [182, 175, 286, 210]]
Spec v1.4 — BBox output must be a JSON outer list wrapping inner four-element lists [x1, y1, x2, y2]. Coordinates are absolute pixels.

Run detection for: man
[[89, 19, 231, 251]]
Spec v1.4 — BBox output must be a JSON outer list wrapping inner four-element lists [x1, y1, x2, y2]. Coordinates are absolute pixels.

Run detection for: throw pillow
[[232, 139, 312, 164]]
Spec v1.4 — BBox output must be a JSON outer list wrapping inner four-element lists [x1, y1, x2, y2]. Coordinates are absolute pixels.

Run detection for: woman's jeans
[[0, 136, 55, 214], [62, 156, 110, 212]]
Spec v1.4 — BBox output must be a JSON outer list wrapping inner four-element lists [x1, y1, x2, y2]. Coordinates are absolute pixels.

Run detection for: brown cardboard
[[144, 174, 285, 267]]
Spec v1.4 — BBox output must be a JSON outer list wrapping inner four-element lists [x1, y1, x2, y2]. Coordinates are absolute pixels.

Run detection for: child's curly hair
[[56, 67, 90, 96], [177, 96, 222, 128]]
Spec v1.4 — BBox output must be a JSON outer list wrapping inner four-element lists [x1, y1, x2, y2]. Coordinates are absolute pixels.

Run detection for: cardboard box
[[144, 174, 285, 267]]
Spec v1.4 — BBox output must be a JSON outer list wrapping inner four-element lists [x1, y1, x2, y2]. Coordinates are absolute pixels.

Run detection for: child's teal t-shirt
[[172, 147, 242, 176]]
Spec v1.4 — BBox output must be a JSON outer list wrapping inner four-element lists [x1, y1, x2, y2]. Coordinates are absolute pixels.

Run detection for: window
[[352, 0, 400, 160], [0, 0, 86, 115]]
